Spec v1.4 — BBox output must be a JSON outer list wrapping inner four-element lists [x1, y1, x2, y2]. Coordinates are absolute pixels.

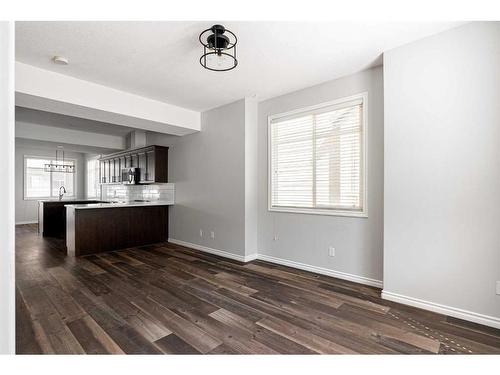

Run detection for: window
[[86, 158, 100, 198], [24, 156, 76, 200], [268, 93, 367, 217]]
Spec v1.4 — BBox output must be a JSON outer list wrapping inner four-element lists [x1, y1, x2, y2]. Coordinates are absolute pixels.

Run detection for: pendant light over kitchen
[[199, 24, 238, 71], [44, 146, 75, 173]]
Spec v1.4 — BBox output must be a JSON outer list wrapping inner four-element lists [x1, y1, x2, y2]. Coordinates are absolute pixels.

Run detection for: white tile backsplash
[[101, 183, 175, 203]]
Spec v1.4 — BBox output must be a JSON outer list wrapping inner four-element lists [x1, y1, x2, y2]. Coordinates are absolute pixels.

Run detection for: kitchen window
[[86, 157, 100, 198], [268, 93, 367, 217], [24, 156, 76, 200]]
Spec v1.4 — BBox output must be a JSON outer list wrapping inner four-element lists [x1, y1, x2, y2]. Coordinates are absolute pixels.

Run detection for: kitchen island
[[38, 199, 105, 238], [66, 201, 172, 256]]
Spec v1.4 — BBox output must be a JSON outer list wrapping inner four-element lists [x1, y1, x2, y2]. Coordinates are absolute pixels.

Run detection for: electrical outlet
[[210, 231, 215, 239], [496, 281, 500, 295], [199, 229, 203, 238], [328, 246, 335, 257]]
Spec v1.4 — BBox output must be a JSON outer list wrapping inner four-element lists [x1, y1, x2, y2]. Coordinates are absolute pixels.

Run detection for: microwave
[[122, 168, 139, 184]]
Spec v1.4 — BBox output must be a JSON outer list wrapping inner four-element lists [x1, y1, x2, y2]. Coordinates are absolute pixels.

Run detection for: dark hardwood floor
[[16, 224, 500, 354]]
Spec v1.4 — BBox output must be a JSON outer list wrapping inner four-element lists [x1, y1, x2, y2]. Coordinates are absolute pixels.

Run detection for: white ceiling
[[15, 21, 464, 112]]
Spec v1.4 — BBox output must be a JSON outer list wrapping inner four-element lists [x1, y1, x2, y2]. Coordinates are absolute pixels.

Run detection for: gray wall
[[383, 22, 500, 322], [257, 66, 384, 284], [149, 99, 247, 256], [244, 97, 259, 257], [15, 138, 86, 223]]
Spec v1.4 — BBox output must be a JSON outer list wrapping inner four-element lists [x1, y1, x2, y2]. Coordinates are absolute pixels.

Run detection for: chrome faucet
[[58, 186, 67, 201]]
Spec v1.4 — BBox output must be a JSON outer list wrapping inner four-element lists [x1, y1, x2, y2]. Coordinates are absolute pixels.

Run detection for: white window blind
[[269, 94, 366, 216]]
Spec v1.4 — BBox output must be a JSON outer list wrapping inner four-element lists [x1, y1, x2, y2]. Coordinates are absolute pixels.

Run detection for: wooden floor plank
[[256, 317, 357, 354], [131, 296, 222, 353], [67, 315, 125, 354], [154, 334, 201, 354], [15, 287, 43, 354]]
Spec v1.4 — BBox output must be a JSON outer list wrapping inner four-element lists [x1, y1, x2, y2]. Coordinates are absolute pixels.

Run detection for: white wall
[[383, 22, 500, 327], [15, 139, 87, 224], [16, 62, 201, 136], [149, 99, 247, 257], [0, 21, 15, 354], [257, 67, 384, 286], [16, 121, 125, 150]]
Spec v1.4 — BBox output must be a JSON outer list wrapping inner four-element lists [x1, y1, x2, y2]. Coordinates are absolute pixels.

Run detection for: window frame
[[267, 92, 368, 218], [85, 156, 101, 199], [23, 155, 77, 200]]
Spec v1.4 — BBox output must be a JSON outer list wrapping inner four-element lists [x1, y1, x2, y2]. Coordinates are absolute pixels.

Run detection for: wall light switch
[[210, 231, 215, 239], [199, 229, 203, 238], [273, 234, 278, 241], [329, 247, 335, 257], [496, 281, 500, 295]]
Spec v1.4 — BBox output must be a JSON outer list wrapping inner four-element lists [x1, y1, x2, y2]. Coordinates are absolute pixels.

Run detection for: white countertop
[[65, 200, 174, 210], [38, 199, 104, 203]]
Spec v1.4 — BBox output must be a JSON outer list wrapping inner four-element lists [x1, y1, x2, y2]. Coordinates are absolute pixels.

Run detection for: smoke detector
[[52, 56, 69, 65]]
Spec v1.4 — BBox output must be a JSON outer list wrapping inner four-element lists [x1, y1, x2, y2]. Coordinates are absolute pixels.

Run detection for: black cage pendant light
[[199, 24, 238, 71]]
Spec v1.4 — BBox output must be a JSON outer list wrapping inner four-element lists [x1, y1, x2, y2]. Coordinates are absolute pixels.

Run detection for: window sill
[[268, 206, 368, 218]]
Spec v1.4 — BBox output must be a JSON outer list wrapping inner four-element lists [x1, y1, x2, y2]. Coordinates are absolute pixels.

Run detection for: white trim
[[267, 92, 368, 218], [168, 238, 257, 263], [168, 238, 382, 288], [245, 253, 259, 262], [269, 206, 368, 218], [269, 96, 364, 122], [85, 156, 100, 199], [15, 220, 37, 225], [258, 253, 382, 288], [382, 290, 500, 330]]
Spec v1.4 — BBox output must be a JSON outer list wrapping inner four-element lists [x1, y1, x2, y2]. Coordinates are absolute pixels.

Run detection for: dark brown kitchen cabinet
[[102, 159, 110, 183], [107, 160, 112, 182], [119, 156, 126, 180], [145, 149, 156, 182], [112, 158, 121, 183], [109, 159, 115, 183], [138, 151, 147, 182], [99, 145, 168, 184], [130, 153, 138, 168], [38, 200, 104, 239], [100, 159, 106, 183]]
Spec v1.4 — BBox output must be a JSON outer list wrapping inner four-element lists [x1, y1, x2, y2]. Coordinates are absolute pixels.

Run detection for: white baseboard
[[245, 252, 259, 262], [168, 238, 257, 263], [167, 238, 382, 288], [15, 220, 37, 225], [382, 290, 500, 330], [258, 254, 383, 288]]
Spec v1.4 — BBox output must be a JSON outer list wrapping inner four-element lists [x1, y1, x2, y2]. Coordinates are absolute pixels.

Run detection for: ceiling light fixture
[[44, 146, 75, 173], [199, 24, 237, 72], [52, 56, 69, 65]]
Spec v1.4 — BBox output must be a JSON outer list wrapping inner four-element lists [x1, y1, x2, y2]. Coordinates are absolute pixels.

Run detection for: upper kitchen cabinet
[[99, 145, 168, 184]]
